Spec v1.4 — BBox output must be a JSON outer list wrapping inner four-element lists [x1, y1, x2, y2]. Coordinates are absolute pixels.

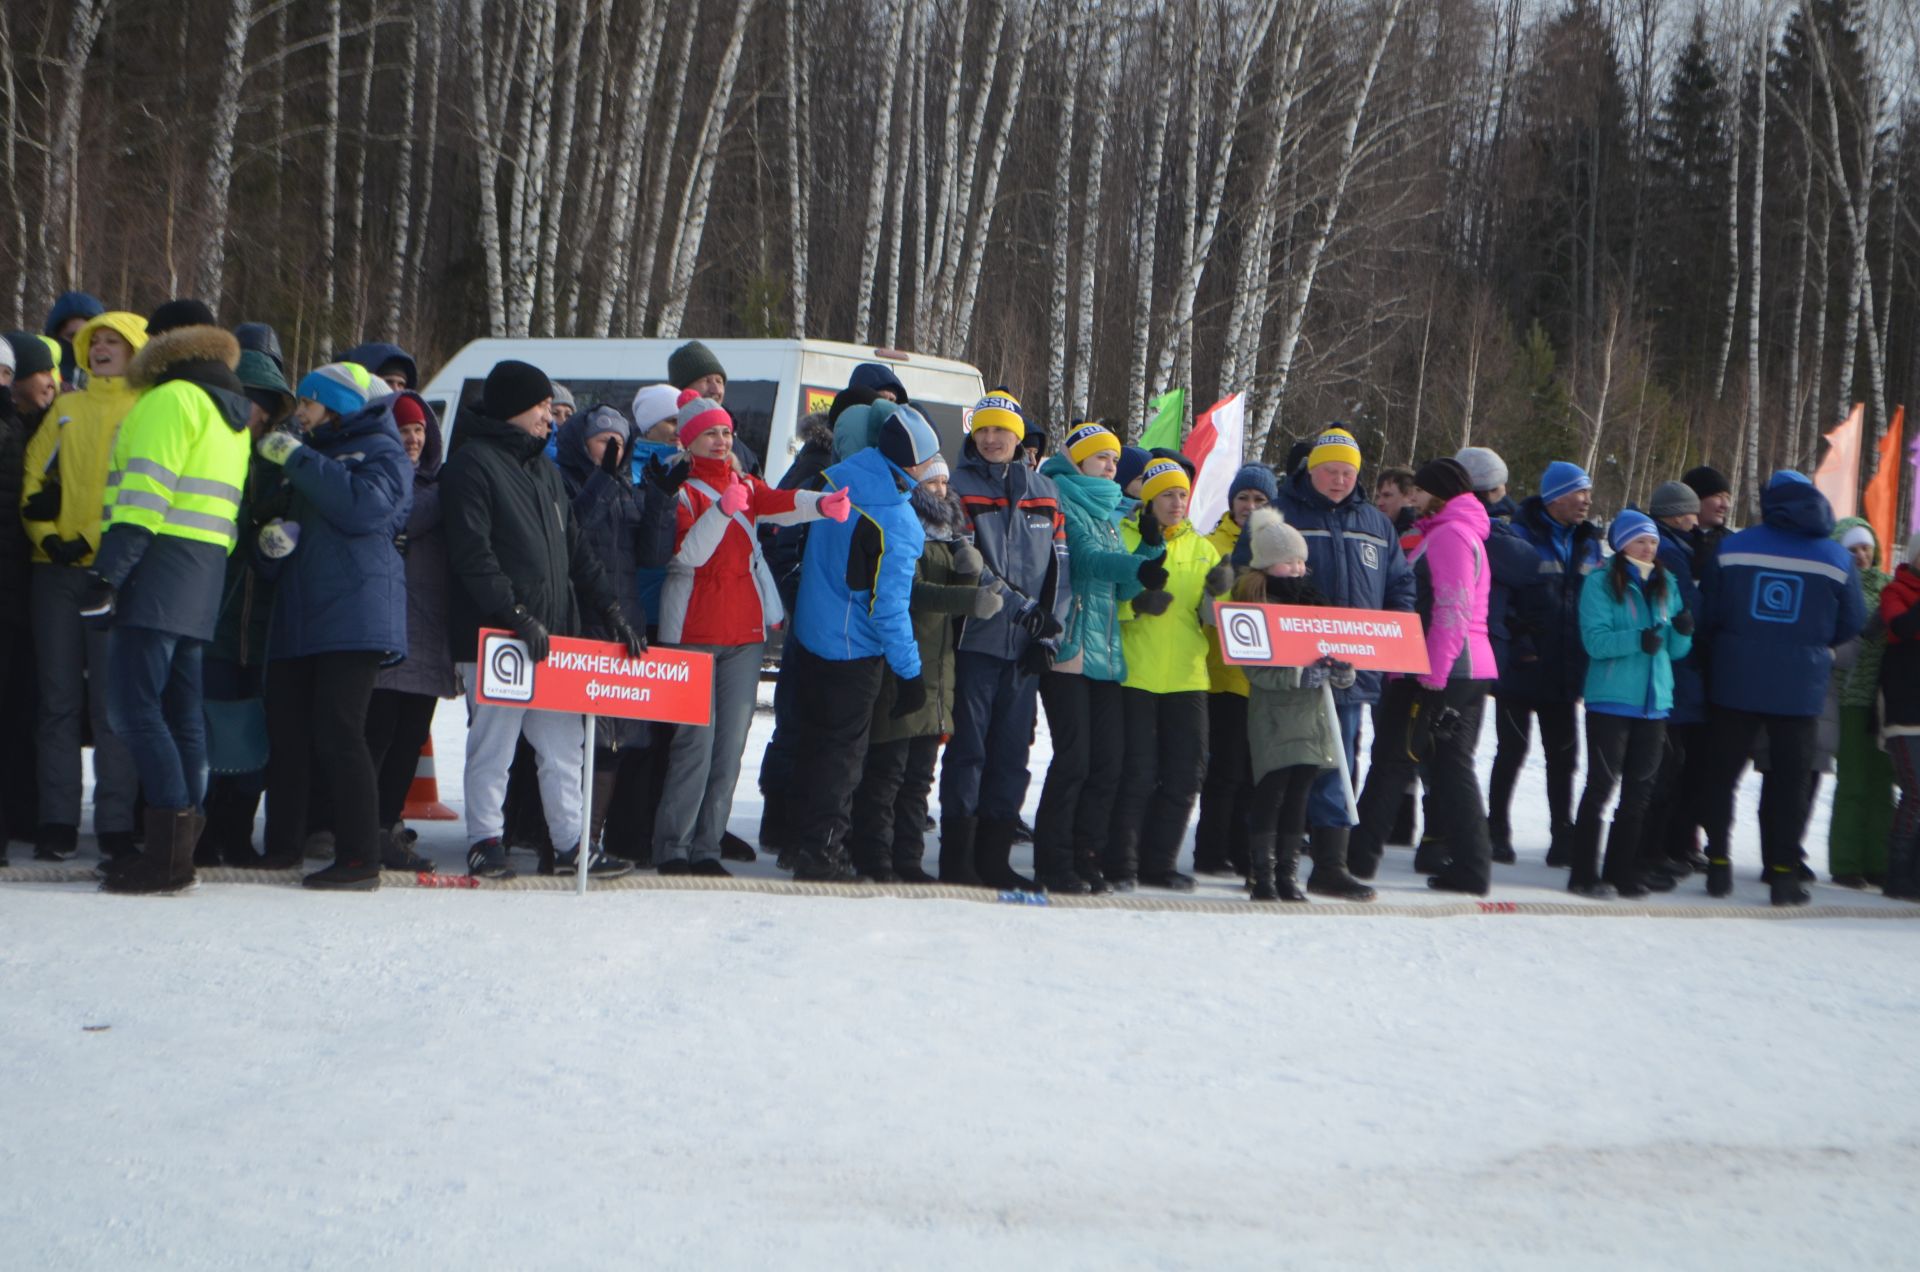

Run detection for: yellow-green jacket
[[1203, 515, 1249, 697], [1119, 518, 1220, 695], [21, 311, 149, 565], [92, 326, 253, 640]]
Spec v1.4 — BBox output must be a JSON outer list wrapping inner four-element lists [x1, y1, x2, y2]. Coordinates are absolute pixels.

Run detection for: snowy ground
[[5, 686, 1918, 1268]]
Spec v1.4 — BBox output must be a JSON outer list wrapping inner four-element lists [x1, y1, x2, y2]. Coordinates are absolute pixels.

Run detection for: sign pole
[[577, 714, 594, 896], [1322, 683, 1360, 824]]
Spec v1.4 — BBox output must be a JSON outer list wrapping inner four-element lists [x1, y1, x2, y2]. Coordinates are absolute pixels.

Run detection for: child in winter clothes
[[256, 362, 414, 890], [1876, 536, 1920, 902], [938, 389, 1072, 891], [1194, 462, 1278, 877], [1827, 518, 1893, 886], [848, 458, 996, 881], [654, 389, 849, 875], [1567, 511, 1693, 899], [787, 410, 943, 881], [1233, 509, 1353, 902], [1105, 457, 1228, 891], [1032, 423, 1169, 893], [18, 310, 148, 862]]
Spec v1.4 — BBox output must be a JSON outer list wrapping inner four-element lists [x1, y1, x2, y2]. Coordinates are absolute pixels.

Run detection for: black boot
[[1544, 821, 1573, 868], [1884, 835, 1920, 901], [1306, 826, 1375, 901], [1705, 856, 1733, 898], [1347, 823, 1383, 881], [380, 824, 434, 873], [1567, 815, 1612, 898], [975, 819, 1037, 893], [792, 830, 858, 883], [1413, 836, 1451, 875], [938, 814, 982, 886], [1073, 842, 1112, 894], [1249, 832, 1307, 903], [102, 808, 198, 895], [758, 792, 796, 853], [1033, 825, 1089, 894], [1769, 865, 1811, 907], [33, 823, 78, 862], [1387, 789, 1417, 847]]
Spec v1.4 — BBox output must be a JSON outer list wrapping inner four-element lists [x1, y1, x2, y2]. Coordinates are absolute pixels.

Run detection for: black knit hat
[[827, 384, 879, 428], [4, 331, 55, 378], [667, 340, 726, 389], [481, 359, 554, 420], [1682, 465, 1731, 501], [1413, 456, 1472, 504], [147, 298, 218, 335]]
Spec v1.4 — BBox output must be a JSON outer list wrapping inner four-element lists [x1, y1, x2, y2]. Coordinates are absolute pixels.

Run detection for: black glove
[[505, 604, 551, 662], [599, 436, 625, 477], [78, 573, 116, 628], [1300, 663, 1331, 691], [1321, 656, 1357, 690], [1406, 688, 1461, 761], [1136, 556, 1169, 590], [23, 483, 61, 522], [606, 606, 647, 658], [1136, 504, 1164, 549], [1640, 628, 1663, 654], [42, 535, 89, 566], [1020, 643, 1054, 676], [1671, 608, 1694, 636], [1017, 605, 1063, 642], [889, 672, 927, 720], [644, 455, 690, 496], [1132, 589, 1174, 617], [392, 532, 410, 558], [1203, 562, 1234, 596]]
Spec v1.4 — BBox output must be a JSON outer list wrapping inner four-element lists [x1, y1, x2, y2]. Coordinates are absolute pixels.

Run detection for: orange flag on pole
[[1864, 406, 1905, 573], [1813, 404, 1864, 521]]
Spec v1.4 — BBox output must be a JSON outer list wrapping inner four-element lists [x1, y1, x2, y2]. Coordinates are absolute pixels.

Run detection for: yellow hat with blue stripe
[[1139, 457, 1191, 504], [1307, 426, 1362, 471], [1066, 420, 1121, 465], [968, 387, 1025, 437]]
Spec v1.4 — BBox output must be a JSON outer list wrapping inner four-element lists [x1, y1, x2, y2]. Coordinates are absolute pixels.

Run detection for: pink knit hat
[[675, 388, 730, 447]]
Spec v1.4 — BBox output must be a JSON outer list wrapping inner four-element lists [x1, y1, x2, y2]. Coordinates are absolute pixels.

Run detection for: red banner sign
[[1211, 602, 1430, 675], [474, 629, 714, 725]]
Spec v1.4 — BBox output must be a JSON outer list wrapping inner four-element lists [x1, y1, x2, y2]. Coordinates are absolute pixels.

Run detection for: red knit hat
[[675, 387, 730, 447], [392, 395, 427, 427]]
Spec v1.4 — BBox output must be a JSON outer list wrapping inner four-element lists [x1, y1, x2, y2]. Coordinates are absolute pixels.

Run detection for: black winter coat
[[1506, 496, 1604, 704], [0, 395, 36, 624], [440, 410, 621, 664]]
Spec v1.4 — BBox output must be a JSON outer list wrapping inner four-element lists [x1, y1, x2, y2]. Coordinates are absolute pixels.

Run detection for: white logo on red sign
[[481, 633, 535, 703]]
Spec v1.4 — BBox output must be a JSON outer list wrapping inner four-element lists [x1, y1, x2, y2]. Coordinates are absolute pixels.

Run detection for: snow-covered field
[[5, 690, 1918, 1269]]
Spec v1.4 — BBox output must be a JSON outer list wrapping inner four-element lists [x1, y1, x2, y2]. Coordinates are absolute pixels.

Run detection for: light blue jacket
[[1578, 565, 1692, 719], [793, 446, 925, 678]]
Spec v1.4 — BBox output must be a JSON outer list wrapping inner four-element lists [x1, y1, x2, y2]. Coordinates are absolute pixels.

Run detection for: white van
[[420, 338, 986, 486]]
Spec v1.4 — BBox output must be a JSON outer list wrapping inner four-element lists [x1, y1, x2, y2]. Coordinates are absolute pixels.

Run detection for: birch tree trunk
[[1710, 36, 1742, 403], [784, 0, 812, 335], [1126, 7, 1174, 436], [383, 4, 421, 340], [1068, 12, 1118, 418], [535, 0, 588, 336], [320, 0, 343, 343], [1811, 26, 1887, 438], [465, 0, 507, 335], [1805, 196, 1832, 471], [41, 0, 110, 300], [1742, 11, 1765, 521], [854, 0, 910, 344], [918, 0, 982, 340], [886, 6, 924, 349], [655, 0, 758, 338], [629, 4, 700, 333], [1254, 0, 1403, 451], [1, 2, 23, 326], [588, 0, 668, 336], [193, 0, 254, 305], [405, 20, 444, 337], [1783, 153, 1811, 472], [948, 0, 1034, 354], [346, 4, 378, 333], [1046, 10, 1083, 424], [560, 0, 615, 330]]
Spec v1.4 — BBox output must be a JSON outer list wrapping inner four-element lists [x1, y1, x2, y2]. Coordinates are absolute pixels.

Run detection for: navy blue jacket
[[374, 393, 458, 698], [1654, 516, 1707, 724], [266, 397, 413, 661], [1698, 480, 1865, 718], [951, 438, 1072, 662], [1482, 496, 1547, 678], [1275, 469, 1415, 704], [1505, 496, 1604, 704]]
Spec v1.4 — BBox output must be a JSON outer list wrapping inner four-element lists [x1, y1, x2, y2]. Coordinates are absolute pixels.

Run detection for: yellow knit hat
[[1307, 427, 1362, 471], [1066, 420, 1120, 465], [969, 388, 1024, 437], [1139, 457, 1191, 504]]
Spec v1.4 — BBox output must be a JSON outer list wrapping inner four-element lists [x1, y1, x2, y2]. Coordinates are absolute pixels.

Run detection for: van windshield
[[449, 377, 778, 478]]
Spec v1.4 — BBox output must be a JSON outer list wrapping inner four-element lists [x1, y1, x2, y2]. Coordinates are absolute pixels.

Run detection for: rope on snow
[[4, 863, 1919, 920]]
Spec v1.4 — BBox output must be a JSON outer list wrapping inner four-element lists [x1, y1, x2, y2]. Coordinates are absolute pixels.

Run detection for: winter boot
[[720, 832, 757, 863], [102, 808, 198, 895], [938, 814, 982, 887], [303, 858, 382, 891], [792, 831, 859, 883], [1072, 840, 1112, 894], [1034, 826, 1090, 894], [1769, 864, 1811, 907], [1347, 823, 1384, 881], [1387, 789, 1417, 847], [1567, 815, 1607, 894], [1248, 831, 1306, 904], [1705, 856, 1733, 898], [1306, 826, 1375, 902], [97, 830, 139, 865], [975, 819, 1037, 893], [758, 792, 796, 854], [1544, 822, 1573, 869], [33, 823, 78, 862], [1489, 833, 1517, 866], [380, 824, 435, 873], [1413, 836, 1452, 876]]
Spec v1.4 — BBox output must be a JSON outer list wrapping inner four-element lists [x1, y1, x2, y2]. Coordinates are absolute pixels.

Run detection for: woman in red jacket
[[653, 390, 849, 874]]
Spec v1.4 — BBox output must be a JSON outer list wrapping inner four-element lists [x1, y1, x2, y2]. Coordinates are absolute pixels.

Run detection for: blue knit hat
[[1769, 469, 1812, 489], [1539, 460, 1592, 504], [296, 362, 377, 418], [1608, 509, 1658, 553], [1115, 446, 1152, 492], [1228, 462, 1279, 505], [879, 405, 941, 471]]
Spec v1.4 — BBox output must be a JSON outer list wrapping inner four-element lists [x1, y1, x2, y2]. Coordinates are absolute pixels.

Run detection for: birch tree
[[193, 0, 253, 305], [1045, 6, 1084, 424], [588, 0, 669, 336], [854, 0, 910, 344], [39, 0, 110, 301], [784, 0, 812, 334], [1125, 5, 1175, 435], [383, 4, 422, 339], [1068, 11, 1119, 418]]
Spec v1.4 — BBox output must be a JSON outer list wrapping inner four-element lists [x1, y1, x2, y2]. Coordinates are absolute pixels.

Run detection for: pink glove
[[718, 479, 750, 517], [818, 488, 852, 522]]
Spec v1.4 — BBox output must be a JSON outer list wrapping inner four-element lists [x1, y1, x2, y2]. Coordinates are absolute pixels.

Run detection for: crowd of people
[[2, 293, 1914, 908]]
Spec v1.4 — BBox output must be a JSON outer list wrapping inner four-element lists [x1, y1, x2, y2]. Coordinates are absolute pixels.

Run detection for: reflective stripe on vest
[[1717, 551, 1851, 586]]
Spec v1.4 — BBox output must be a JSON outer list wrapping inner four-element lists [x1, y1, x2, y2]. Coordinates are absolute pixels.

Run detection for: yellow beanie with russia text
[[1307, 427, 1362, 471]]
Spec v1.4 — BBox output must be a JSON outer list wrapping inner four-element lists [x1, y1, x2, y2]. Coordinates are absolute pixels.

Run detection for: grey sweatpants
[[653, 641, 763, 864], [33, 564, 138, 832], [459, 664, 585, 850]]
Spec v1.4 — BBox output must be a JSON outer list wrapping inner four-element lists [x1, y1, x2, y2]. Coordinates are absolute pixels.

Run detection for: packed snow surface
[[5, 693, 1918, 1268]]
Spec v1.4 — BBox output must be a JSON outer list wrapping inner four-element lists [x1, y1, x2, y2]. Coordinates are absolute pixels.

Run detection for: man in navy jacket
[[1696, 471, 1865, 906]]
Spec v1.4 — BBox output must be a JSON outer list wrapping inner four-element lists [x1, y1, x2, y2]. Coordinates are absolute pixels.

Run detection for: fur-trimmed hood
[[129, 325, 241, 390], [797, 411, 833, 451], [911, 482, 967, 541]]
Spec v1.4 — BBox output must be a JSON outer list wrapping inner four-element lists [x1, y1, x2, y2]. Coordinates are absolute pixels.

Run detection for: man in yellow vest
[[82, 300, 253, 895], [20, 310, 149, 865]]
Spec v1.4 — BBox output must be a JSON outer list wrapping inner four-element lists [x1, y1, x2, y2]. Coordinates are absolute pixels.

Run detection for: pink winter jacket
[[1407, 493, 1497, 689]]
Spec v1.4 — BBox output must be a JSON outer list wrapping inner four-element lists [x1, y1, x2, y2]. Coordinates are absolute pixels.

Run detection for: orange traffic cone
[[402, 738, 459, 821]]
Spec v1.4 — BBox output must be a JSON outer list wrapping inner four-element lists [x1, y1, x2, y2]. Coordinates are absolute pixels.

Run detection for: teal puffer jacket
[[1579, 564, 1693, 718], [1039, 453, 1161, 683]]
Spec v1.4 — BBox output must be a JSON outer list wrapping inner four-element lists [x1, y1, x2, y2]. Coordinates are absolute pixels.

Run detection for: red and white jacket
[[657, 455, 828, 646]]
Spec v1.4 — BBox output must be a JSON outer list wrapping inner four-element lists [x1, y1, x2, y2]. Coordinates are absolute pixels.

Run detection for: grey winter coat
[[950, 439, 1072, 662]]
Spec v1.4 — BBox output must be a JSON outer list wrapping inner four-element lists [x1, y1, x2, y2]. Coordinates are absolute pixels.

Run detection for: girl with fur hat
[[1103, 457, 1229, 891], [1232, 508, 1353, 901]]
